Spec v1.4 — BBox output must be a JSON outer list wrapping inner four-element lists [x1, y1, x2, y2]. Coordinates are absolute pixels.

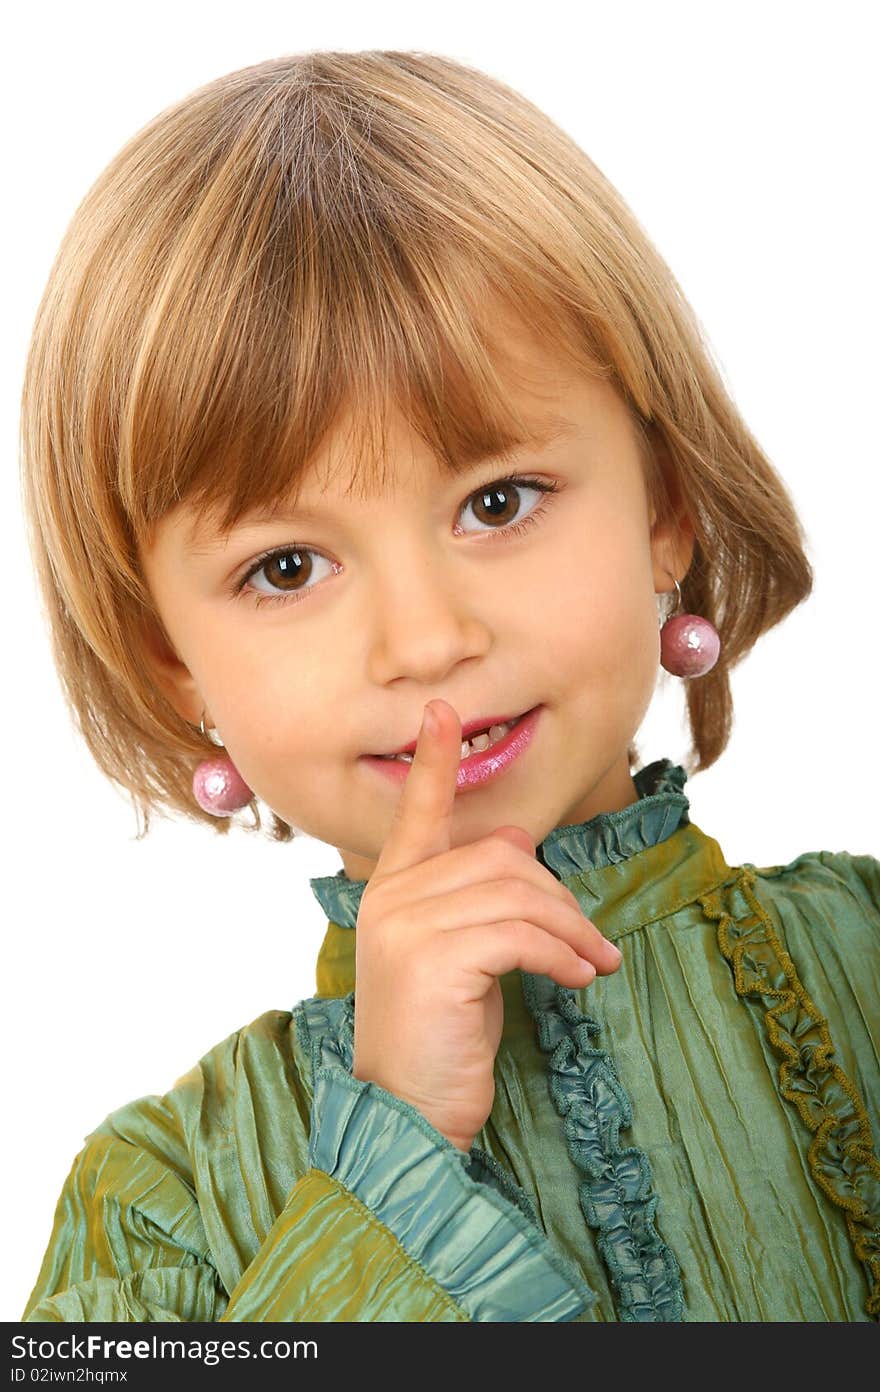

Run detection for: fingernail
[[604, 938, 622, 963], [422, 704, 438, 737]]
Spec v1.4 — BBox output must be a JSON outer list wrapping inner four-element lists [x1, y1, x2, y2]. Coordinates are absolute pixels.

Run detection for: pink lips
[[362, 706, 543, 792]]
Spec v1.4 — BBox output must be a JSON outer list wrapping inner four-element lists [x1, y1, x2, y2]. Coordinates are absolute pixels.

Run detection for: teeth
[[389, 718, 517, 764], [462, 720, 516, 758]]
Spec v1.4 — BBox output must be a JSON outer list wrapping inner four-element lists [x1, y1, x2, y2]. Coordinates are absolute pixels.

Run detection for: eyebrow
[[184, 416, 578, 555]]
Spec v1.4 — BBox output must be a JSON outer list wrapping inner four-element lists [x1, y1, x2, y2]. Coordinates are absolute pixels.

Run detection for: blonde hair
[[19, 49, 813, 842]]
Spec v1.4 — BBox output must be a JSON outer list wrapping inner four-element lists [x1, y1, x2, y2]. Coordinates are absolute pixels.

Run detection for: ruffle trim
[[521, 972, 686, 1321], [700, 867, 880, 1322], [295, 992, 595, 1320], [309, 872, 364, 932], [295, 990, 355, 1076], [538, 759, 690, 880]]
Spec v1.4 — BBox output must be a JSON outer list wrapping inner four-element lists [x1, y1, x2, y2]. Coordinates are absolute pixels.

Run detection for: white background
[[2, 0, 877, 1321]]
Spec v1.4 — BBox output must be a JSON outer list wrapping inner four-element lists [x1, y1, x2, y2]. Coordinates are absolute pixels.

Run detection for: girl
[[19, 49, 879, 1323]]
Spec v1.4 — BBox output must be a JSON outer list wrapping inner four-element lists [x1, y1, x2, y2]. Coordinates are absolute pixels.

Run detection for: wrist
[[349, 1062, 476, 1152]]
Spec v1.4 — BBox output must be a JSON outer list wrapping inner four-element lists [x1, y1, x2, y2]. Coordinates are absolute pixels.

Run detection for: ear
[[644, 431, 696, 595], [138, 610, 206, 729], [650, 503, 696, 597]]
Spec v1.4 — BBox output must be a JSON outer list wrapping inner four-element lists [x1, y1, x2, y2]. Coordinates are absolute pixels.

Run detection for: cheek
[[550, 533, 658, 672], [209, 644, 333, 769]]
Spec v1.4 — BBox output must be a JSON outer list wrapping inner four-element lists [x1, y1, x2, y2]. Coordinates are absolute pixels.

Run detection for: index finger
[[374, 698, 461, 876]]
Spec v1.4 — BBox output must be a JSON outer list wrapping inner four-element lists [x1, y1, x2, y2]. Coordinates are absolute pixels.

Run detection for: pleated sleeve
[[22, 1008, 594, 1323]]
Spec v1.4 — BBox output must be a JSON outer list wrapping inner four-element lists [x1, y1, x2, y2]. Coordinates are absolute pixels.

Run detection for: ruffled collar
[[309, 757, 690, 931]]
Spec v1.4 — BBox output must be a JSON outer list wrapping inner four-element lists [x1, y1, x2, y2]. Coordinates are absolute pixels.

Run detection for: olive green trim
[[701, 867, 880, 1321]]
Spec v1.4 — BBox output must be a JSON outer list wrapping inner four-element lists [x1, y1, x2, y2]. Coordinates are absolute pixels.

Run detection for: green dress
[[22, 760, 880, 1322]]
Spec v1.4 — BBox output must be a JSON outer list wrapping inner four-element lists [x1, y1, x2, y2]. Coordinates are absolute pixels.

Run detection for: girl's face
[[140, 314, 693, 880]]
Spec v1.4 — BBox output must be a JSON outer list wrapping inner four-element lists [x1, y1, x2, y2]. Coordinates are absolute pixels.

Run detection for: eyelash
[[232, 473, 560, 611]]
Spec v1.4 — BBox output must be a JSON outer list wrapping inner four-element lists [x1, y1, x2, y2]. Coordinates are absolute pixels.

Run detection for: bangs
[[125, 237, 605, 557]]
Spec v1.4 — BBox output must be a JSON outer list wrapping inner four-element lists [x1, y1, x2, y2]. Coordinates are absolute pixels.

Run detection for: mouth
[[362, 706, 544, 790], [372, 708, 534, 761]]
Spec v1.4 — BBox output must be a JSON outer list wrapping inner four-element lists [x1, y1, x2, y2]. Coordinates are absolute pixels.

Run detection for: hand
[[352, 698, 623, 1152]]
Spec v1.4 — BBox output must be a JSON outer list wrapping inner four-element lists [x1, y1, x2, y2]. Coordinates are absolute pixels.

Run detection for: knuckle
[[507, 918, 534, 945], [486, 834, 526, 872], [362, 875, 406, 922], [361, 905, 401, 952], [494, 877, 533, 914]]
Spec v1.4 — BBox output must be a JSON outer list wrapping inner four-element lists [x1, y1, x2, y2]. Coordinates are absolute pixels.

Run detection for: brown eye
[[458, 476, 557, 536], [236, 546, 336, 608], [261, 549, 312, 592], [471, 482, 522, 527]]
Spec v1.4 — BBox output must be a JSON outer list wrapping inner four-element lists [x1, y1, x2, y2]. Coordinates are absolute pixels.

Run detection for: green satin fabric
[[310, 761, 880, 1321], [23, 759, 880, 1322]]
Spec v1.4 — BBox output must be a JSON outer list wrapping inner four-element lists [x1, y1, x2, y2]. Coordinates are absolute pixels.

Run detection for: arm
[[24, 1057, 594, 1322], [22, 1129, 225, 1322]]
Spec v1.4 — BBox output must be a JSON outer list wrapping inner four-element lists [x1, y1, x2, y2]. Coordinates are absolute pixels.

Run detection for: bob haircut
[[19, 49, 813, 842]]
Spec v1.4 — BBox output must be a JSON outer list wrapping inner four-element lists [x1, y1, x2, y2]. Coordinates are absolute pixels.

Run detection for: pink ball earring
[[659, 576, 721, 678], [192, 710, 254, 816]]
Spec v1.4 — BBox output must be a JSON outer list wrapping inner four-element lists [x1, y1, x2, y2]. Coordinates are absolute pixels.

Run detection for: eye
[[232, 547, 339, 610], [455, 474, 559, 537]]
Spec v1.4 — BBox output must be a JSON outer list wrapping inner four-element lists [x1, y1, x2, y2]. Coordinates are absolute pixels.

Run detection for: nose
[[364, 543, 491, 685]]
